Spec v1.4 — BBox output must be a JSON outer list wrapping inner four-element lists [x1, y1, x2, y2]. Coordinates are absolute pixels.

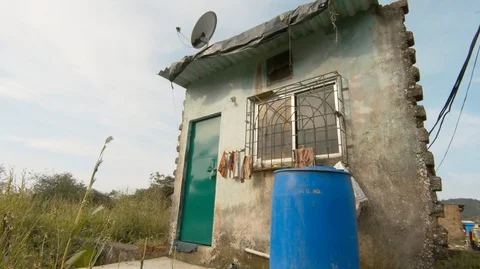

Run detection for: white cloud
[[0, 81, 34, 101], [0, 0, 282, 131], [0, 0, 477, 194], [5, 136, 98, 157], [0, 0, 285, 191], [1, 134, 175, 191]]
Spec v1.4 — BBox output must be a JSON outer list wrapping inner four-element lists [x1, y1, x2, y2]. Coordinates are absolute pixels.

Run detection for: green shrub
[[438, 250, 480, 269], [0, 137, 172, 268]]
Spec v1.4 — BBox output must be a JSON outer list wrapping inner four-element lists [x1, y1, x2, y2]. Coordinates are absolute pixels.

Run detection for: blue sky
[[0, 0, 479, 199]]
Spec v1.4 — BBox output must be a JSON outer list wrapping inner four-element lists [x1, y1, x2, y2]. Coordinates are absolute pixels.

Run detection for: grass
[[0, 137, 171, 268], [438, 250, 480, 269], [4, 137, 479, 268]]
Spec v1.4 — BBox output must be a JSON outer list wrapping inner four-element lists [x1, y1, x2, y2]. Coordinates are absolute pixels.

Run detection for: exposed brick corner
[[411, 66, 421, 82], [427, 165, 436, 177], [406, 31, 415, 47], [430, 202, 445, 218], [405, 48, 416, 64], [385, 0, 445, 263], [430, 177, 442, 192], [423, 151, 435, 168], [386, 0, 409, 15], [416, 127, 430, 143], [408, 84, 424, 102], [432, 229, 448, 247], [414, 105, 427, 121], [414, 141, 428, 154]]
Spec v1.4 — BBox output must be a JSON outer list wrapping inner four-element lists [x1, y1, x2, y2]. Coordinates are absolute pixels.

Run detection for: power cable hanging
[[436, 42, 480, 172], [176, 27, 194, 48], [428, 25, 480, 149]]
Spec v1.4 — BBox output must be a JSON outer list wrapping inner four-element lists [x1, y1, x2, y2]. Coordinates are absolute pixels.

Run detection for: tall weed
[[0, 136, 171, 268]]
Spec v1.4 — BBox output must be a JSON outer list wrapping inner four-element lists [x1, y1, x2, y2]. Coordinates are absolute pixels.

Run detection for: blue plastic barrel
[[464, 221, 475, 236], [270, 166, 360, 269]]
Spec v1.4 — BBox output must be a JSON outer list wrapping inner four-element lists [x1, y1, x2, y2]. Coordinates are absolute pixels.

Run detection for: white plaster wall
[[171, 7, 436, 269]]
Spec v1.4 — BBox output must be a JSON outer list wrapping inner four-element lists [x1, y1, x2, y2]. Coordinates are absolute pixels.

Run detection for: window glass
[[266, 50, 292, 85], [257, 97, 292, 160], [295, 85, 339, 155]]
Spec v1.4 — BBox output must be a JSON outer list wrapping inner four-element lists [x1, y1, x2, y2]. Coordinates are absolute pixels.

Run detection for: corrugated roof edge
[[158, 0, 329, 83], [158, 0, 379, 87]]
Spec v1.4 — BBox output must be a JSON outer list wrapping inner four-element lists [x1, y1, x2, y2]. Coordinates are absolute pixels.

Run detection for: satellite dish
[[191, 11, 217, 49]]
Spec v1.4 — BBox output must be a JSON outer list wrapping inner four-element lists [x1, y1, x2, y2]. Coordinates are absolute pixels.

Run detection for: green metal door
[[179, 115, 221, 245]]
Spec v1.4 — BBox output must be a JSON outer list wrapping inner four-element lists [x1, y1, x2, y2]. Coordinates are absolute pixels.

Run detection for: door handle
[[207, 159, 217, 179], [207, 167, 217, 173]]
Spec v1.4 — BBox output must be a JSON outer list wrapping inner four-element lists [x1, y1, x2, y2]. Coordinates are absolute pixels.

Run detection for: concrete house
[[158, 0, 445, 268]]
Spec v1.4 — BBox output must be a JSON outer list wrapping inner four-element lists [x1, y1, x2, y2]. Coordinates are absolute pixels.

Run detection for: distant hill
[[442, 198, 480, 222]]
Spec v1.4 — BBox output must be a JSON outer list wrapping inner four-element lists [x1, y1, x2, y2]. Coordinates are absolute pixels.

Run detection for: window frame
[[266, 50, 293, 86], [253, 81, 342, 168], [253, 92, 295, 167]]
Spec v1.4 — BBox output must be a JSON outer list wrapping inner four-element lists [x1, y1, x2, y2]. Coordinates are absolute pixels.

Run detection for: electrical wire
[[436, 42, 480, 172], [176, 31, 193, 48], [172, 87, 176, 115], [178, 30, 191, 43], [328, 0, 338, 44], [428, 25, 480, 149]]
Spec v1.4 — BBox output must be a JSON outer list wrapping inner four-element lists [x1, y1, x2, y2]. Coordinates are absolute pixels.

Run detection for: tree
[[149, 172, 174, 197], [33, 172, 85, 202], [149, 172, 174, 188], [32, 172, 111, 206]]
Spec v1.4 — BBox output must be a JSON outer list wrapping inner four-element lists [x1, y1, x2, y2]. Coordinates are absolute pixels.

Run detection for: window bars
[[245, 72, 347, 171]]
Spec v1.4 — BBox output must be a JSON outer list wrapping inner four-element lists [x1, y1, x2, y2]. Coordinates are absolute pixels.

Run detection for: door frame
[[175, 112, 221, 245]]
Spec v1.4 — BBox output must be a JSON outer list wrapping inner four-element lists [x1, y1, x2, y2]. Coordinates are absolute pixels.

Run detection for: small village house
[[438, 204, 466, 246], [158, 0, 445, 268]]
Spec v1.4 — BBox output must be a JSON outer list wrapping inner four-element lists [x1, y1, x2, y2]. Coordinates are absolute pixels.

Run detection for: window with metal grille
[[246, 74, 345, 170]]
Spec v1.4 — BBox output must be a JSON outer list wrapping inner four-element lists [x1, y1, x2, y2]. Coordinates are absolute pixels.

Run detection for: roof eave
[[158, 0, 378, 88]]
